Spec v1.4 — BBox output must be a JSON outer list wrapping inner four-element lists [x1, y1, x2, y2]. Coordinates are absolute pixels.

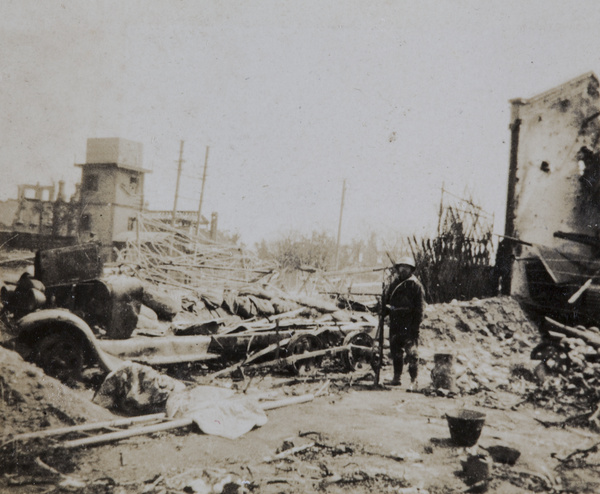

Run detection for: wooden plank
[[544, 317, 600, 348], [135, 353, 221, 366], [10, 413, 167, 442], [259, 394, 315, 410]]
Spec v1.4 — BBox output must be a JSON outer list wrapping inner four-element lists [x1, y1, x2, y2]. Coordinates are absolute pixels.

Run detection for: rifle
[[373, 282, 386, 387]]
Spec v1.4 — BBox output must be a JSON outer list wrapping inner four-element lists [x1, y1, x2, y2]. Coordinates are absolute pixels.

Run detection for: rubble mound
[[523, 321, 600, 417], [422, 296, 538, 342], [419, 297, 539, 397], [0, 346, 113, 438]]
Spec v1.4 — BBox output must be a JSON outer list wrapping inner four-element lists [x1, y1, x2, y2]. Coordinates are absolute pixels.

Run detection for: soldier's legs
[[393, 354, 404, 380], [389, 331, 404, 382], [405, 339, 419, 383]]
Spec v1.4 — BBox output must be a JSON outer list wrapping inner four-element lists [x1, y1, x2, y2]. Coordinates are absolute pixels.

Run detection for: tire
[[286, 333, 323, 375], [33, 329, 85, 383], [341, 331, 374, 372]]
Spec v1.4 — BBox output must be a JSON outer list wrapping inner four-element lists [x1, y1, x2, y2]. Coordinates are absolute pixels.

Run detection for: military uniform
[[383, 272, 426, 385]]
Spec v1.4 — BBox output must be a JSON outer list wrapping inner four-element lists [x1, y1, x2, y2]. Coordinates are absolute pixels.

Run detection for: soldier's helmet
[[394, 256, 416, 269]]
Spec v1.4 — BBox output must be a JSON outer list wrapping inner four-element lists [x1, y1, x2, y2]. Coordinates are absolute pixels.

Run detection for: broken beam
[[544, 317, 600, 348], [8, 413, 167, 442], [240, 344, 373, 372]]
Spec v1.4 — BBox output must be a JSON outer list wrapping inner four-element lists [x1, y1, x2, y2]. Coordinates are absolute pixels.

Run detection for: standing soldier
[[382, 256, 426, 389]]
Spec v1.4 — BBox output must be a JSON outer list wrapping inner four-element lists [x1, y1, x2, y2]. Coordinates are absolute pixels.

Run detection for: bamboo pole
[[196, 145, 210, 236], [60, 394, 316, 449], [10, 413, 166, 442], [62, 418, 194, 449], [171, 140, 185, 227]]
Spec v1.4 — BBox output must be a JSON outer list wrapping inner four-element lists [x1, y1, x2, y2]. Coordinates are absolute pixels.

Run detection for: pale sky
[[1, 1, 599, 246]]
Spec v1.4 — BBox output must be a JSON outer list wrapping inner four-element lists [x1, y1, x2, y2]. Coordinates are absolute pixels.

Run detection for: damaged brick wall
[[502, 72, 600, 296]]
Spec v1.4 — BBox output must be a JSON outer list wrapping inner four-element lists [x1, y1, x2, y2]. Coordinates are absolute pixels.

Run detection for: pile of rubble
[[0, 346, 112, 438], [142, 280, 353, 332], [1, 292, 589, 493], [418, 296, 539, 400], [0, 296, 537, 436], [0, 345, 114, 479], [523, 318, 600, 420]]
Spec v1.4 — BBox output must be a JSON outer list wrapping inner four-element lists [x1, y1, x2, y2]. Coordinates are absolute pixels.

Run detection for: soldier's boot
[[387, 358, 403, 386], [408, 365, 418, 392]]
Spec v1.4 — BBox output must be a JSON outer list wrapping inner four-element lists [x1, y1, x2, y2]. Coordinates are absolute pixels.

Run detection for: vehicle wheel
[[286, 333, 323, 375], [33, 329, 85, 383], [530, 342, 560, 361], [341, 331, 374, 372]]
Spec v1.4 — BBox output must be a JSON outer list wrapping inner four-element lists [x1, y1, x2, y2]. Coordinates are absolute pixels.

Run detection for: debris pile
[[93, 361, 186, 415], [524, 317, 600, 419], [0, 345, 113, 479], [0, 346, 112, 438], [114, 214, 277, 303], [419, 297, 539, 398], [112, 215, 368, 327], [3, 291, 598, 493]]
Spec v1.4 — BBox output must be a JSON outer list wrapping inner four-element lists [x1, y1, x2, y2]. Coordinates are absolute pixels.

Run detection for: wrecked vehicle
[[1, 243, 145, 380], [1, 244, 377, 383]]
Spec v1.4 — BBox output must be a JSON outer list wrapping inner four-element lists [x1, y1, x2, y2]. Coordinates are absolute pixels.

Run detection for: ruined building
[[77, 138, 149, 259], [499, 72, 600, 319], [1, 138, 218, 259], [0, 181, 79, 248]]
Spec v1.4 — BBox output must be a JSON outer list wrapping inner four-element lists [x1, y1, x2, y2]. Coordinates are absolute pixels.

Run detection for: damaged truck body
[[1, 243, 376, 383]]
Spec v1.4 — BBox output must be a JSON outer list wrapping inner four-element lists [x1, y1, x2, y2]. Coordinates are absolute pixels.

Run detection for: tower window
[[81, 214, 91, 231], [127, 217, 137, 231], [129, 175, 139, 193], [83, 174, 98, 192]]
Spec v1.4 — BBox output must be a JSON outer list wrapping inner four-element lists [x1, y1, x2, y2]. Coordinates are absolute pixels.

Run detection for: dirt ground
[[2, 297, 600, 493]]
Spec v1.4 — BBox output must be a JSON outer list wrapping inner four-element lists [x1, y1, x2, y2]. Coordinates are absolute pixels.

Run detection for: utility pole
[[335, 179, 347, 270], [171, 140, 184, 227], [437, 182, 445, 236], [196, 145, 210, 236]]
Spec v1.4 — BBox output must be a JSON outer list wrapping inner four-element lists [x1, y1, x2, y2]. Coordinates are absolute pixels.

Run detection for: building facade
[[1, 137, 219, 256], [500, 72, 600, 296], [77, 138, 149, 259]]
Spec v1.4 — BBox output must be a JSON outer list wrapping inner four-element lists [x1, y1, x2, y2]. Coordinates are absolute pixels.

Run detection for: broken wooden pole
[[209, 337, 292, 380], [60, 393, 316, 449], [259, 393, 315, 410], [263, 442, 316, 462], [9, 413, 167, 442], [568, 279, 593, 304], [240, 345, 353, 372], [61, 418, 194, 449]]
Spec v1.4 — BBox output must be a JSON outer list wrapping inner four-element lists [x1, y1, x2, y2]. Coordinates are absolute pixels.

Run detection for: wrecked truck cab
[[14, 309, 123, 382], [1, 243, 144, 340], [1, 243, 143, 382]]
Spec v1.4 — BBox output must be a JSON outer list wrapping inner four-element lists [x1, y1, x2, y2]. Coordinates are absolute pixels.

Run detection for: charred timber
[[544, 317, 600, 349]]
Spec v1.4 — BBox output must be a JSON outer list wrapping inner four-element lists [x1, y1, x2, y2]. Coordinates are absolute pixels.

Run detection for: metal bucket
[[446, 408, 486, 447]]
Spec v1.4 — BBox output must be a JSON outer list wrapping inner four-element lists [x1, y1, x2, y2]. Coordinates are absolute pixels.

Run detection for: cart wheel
[[341, 331, 374, 371], [286, 333, 323, 375], [33, 329, 85, 383]]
